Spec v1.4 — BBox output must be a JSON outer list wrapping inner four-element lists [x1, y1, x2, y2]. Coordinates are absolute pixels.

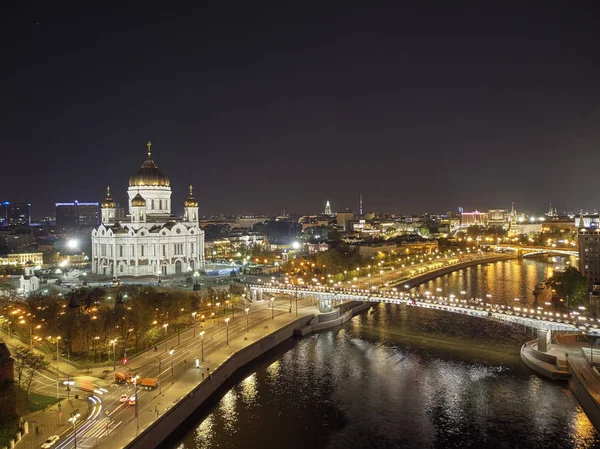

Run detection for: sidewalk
[[18, 396, 90, 449], [95, 300, 319, 449]]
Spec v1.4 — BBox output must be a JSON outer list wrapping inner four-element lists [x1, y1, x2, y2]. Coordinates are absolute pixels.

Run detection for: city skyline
[[4, 3, 600, 216]]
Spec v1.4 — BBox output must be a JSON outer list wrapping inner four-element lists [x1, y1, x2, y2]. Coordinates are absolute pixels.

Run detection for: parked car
[[41, 435, 60, 448]]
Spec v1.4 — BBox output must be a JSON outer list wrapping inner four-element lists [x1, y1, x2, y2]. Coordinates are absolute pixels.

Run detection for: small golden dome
[[184, 184, 198, 208], [128, 141, 171, 187], [101, 186, 117, 208], [131, 193, 146, 207]]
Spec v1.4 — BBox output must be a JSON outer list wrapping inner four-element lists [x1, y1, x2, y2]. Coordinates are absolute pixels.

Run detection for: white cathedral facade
[[91, 142, 205, 277]]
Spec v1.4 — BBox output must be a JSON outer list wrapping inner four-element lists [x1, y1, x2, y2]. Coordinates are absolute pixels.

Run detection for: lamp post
[[157, 356, 162, 395], [225, 317, 230, 345], [200, 331, 205, 362], [69, 410, 81, 449], [192, 312, 197, 338], [245, 308, 249, 332], [49, 336, 62, 399], [216, 303, 220, 325], [270, 297, 274, 320], [169, 348, 175, 384], [163, 323, 169, 352], [110, 339, 117, 371]]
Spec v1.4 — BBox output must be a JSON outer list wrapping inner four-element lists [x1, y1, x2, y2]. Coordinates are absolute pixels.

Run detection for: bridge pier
[[537, 329, 551, 352], [319, 297, 333, 313]]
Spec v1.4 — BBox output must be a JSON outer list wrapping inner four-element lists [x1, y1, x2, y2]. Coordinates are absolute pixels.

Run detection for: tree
[[24, 352, 48, 397], [545, 267, 588, 311], [11, 346, 49, 396]]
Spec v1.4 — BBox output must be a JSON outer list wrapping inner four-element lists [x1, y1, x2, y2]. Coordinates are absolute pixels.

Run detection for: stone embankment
[[294, 302, 371, 337], [521, 334, 600, 431], [126, 314, 314, 449]]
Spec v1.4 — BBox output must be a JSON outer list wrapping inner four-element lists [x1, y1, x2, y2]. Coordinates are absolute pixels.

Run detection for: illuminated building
[[578, 227, 600, 286], [459, 211, 488, 227], [0, 252, 44, 266], [0, 202, 31, 226], [91, 141, 205, 277]]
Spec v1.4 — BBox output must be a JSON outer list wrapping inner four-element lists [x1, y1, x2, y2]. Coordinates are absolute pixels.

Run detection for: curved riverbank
[[521, 336, 600, 431], [397, 254, 517, 289]]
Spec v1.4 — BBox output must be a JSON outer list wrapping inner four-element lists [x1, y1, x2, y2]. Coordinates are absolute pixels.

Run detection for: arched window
[[151, 199, 155, 210], [159, 199, 163, 210]]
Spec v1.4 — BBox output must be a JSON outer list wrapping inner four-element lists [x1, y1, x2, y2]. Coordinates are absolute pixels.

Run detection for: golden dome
[[101, 186, 116, 208], [184, 184, 198, 207], [131, 193, 147, 207], [128, 141, 171, 187]]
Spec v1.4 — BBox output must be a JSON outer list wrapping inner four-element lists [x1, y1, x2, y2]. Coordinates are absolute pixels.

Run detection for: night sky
[[4, 3, 600, 218]]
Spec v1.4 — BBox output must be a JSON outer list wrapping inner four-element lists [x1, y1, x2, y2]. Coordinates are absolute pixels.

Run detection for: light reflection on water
[[166, 256, 600, 449]]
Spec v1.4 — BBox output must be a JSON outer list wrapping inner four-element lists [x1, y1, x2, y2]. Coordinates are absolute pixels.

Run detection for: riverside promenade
[[96, 298, 319, 449], [521, 335, 600, 430]]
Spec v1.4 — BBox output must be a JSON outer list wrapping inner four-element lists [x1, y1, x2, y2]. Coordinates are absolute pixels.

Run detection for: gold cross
[[107, 186, 111, 196], [189, 185, 193, 196], [147, 140, 152, 157]]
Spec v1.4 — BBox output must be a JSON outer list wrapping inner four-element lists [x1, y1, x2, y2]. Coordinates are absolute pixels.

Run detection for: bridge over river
[[249, 284, 600, 336]]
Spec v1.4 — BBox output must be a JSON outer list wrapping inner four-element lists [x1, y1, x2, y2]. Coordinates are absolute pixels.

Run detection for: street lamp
[[225, 317, 230, 345], [163, 323, 169, 352], [69, 410, 81, 449], [200, 330, 205, 362], [169, 348, 175, 384], [245, 308, 249, 332], [270, 297, 275, 320], [48, 336, 62, 399], [110, 339, 117, 371], [192, 312, 197, 337]]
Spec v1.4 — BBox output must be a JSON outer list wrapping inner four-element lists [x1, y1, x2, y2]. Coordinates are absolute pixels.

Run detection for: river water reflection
[[166, 256, 600, 449]]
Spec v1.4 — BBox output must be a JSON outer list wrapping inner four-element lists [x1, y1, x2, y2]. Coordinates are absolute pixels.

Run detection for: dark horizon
[[4, 3, 600, 218]]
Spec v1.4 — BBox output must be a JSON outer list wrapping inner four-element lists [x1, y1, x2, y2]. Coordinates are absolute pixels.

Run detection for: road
[[51, 296, 316, 449]]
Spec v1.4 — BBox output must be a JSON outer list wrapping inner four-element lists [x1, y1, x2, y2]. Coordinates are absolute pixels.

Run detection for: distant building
[[0, 343, 14, 384], [0, 252, 43, 266], [336, 211, 354, 231], [400, 241, 439, 254], [508, 222, 543, 236], [460, 211, 488, 227], [0, 228, 36, 253], [56, 201, 99, 228], [308, 242, 329, 254], [579, 227, 600, 286], [0, 202, 31, 226], [19, 274, 40, 295], [324, 200, 333, 216], [487, 209, 510, 228], [350, 242, 397, 258]]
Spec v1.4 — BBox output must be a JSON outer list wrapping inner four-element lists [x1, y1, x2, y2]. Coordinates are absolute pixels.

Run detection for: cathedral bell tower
[[184, 185, 199, 224], [101, 186, 116, 224], [130, 193, 147, 228]]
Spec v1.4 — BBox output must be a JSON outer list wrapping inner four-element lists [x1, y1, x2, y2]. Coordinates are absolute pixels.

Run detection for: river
[[164, 256, 600, 449]]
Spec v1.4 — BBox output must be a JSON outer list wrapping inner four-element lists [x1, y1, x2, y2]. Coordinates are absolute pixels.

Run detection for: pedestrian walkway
[[18, 397, 89, 449], [94, 301, 319, 449], [521, 334, 600, 429]]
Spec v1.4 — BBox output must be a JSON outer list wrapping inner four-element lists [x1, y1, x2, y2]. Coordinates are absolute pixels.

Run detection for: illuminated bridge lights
[[250, 284, 600, 336]]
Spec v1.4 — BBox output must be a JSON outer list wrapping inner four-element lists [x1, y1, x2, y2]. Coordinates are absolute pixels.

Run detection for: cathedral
[[91, 142, 205, 277]]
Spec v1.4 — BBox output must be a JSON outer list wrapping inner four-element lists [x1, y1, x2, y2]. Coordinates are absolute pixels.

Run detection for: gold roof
[[184, 184, 198, 207], [101, 186, 117, 208], [128, 141, 171, 187], [131, 193, 147, 207]]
